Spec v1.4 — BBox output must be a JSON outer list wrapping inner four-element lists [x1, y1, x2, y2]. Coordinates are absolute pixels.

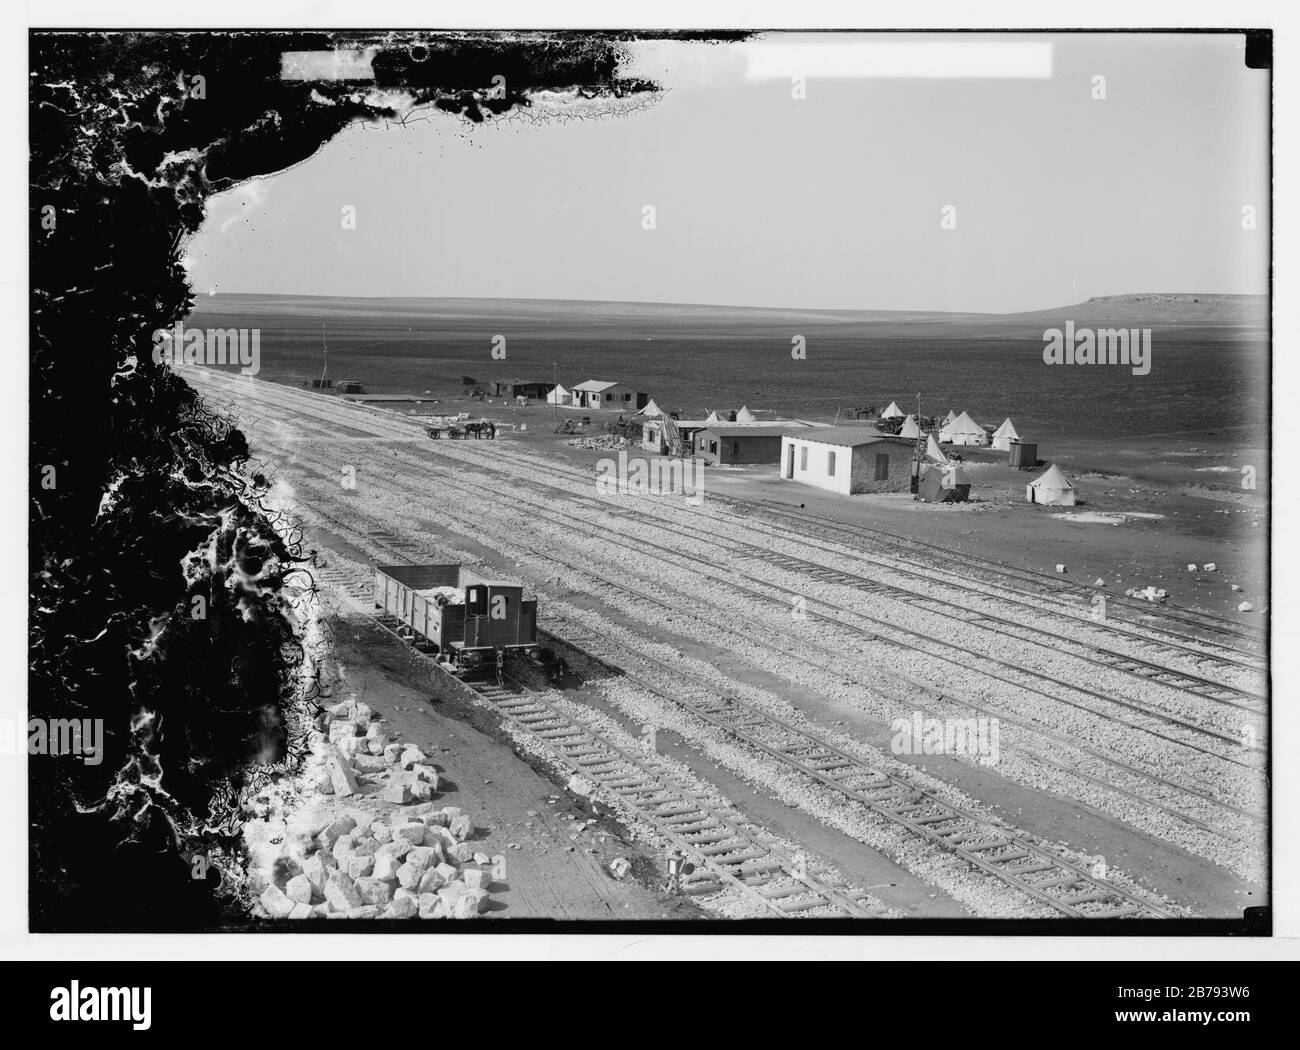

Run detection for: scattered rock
[[381, 784, 413, 805], [439, 883, 489, 919], [566, 774, 594, 797], [607, 857, 632, 880], [324, 871, 364, 912], [418, 868, 448, 894], [324, 748, 360, 797], [347, 854, 375, 880], [302, 854, 332, 895], [285, 873, 315, 904], [260, 884, 297, 919], [384, 896, 418, 919], [355, 877, 394, 907], [395, 822, 428, 846], [320, 815, 357, 848]]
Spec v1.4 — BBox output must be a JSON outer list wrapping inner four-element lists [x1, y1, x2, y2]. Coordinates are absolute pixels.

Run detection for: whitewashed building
[[780, 429, 915, 496]]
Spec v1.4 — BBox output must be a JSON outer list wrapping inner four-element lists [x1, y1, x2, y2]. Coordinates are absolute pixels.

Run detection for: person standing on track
[[495, 647, 505, 687]]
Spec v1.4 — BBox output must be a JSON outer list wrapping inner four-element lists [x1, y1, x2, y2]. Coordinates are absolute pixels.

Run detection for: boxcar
[[373, 563, 540, 672]]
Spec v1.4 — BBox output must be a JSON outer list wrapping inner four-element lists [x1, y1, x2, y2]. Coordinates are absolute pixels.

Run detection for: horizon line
[[190, 289, 1268, 319]]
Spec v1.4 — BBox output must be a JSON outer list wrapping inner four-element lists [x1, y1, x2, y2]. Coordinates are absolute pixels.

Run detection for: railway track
[[312, 570, 884, 918], [731, 493, 1266, 655], [547, 615, 1174, 918], [308, 490, 1184, 918], [232, 397, 1265, 830], [315, 481, 1264, 850]]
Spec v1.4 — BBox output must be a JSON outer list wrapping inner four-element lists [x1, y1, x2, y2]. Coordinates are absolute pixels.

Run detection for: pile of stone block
[[252, 696, 502, 920]]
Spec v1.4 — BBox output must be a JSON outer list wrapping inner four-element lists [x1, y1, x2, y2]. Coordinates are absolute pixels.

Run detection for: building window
[[731, 441, 740, 458], [799, 446, 808, 471], [875, 453, 890, 481], [827, 450, 836, 475]]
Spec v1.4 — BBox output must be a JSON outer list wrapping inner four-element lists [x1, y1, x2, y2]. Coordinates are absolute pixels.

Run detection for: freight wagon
[[373, 563, 540, 673]]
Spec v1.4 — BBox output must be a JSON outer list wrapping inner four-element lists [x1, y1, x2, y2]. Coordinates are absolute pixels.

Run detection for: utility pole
[[552, 361, 558, 430], [320, 323, 328, 386], [912, 391, 923, 499]]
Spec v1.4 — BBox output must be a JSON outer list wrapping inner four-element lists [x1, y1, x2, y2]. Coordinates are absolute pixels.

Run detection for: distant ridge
[[189, 291, 1267, 332]]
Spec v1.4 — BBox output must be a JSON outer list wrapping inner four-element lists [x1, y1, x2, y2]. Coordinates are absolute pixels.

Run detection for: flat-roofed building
[[781, 429, 916, 495]]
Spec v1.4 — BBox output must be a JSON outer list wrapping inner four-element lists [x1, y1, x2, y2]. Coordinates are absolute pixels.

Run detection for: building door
[[875, 454, 890, 481], [784, 445, 794, 478]]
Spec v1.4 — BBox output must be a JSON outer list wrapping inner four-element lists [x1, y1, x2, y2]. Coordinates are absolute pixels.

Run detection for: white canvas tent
[[1027, 464, 1077, 506], [940, 410, 988, 446], [925, 434, 947, 463], [881, 401, 904, 419], [735, 405, 757, 422], [942, 409, 958, 427], [703, 409, 722, 424], [638, 398, 664, 418], [547, 384, 571, 405], [991, 417, 1020, 451], [898, 414, 921, 439]]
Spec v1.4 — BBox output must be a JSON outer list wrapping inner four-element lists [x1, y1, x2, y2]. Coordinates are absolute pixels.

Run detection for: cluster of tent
[[880, 401, 1023, 451]]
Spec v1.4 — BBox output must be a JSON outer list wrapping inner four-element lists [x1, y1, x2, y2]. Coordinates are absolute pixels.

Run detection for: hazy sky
[[187, 32, 1269, 313]]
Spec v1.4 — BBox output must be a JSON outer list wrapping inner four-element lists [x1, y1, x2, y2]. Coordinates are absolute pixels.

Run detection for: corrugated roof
[[783, 427, 914, 448], [572, 380, 619, 392]]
